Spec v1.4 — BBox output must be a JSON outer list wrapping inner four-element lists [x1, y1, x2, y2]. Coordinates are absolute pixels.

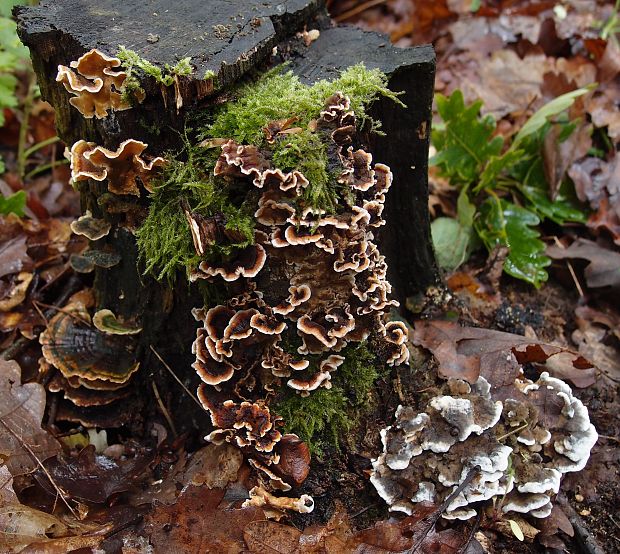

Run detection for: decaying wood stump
[[16, 0, 437, 440]]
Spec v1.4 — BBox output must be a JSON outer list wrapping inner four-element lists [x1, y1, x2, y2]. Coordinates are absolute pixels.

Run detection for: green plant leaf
[[508, 519, 525, 542], [475, 198, 550, 287], [513, 85, 596, 146], [457, 187, 475, 227], [476, 149, 523, 192], [432, 217, 476, 272], [0, 189, 26, 216], [431, 90, 504, 186]]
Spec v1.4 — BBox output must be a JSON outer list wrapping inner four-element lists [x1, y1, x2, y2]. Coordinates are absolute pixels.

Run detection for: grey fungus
[[371, 373, 597, 521], [70, 210, 111, 241]]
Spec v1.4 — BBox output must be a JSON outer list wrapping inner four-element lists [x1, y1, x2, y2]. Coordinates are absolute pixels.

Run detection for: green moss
[[135, 139, 254, 283], [198, 63, 401, 213], [205, 63, 402, 144], [117, 46, 193, 102], [136, 63, 399, 279], [203, 69, 216, 80], [275, 388, 351, 455], [333, 343, 382, 406], [274, 342, 385, 454]]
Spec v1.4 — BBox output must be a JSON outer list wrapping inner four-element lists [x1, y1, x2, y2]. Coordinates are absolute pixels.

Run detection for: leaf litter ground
[[0, 0, 619, 552]]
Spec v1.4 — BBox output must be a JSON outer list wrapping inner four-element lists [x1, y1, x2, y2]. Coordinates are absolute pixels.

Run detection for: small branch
[[2, 273, 81, 361], [407, 465, 480, 553], [556, 494, 605, 554], [497, 422, 529, 441], [150, 345, 203, 410], [0, 419, 77, 519], [333, 0, 388, 22], [151, 380, 178, 438]]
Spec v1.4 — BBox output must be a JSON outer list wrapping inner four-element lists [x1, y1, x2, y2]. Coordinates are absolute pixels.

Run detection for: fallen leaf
[[538, 505, 574, 549], [547, 238, 620, 288], [145, 485, 263, 553], [0, 464, 17, 504], [0, 359, 61, 476], [542, 120, 592, 199], [0, 504, 69, 552], [182, 443, 243, 489], [244, 520, 303, 553], [0, 236, 32, 279], [412, 320, 596, 388], [572, 307, 620, 381], [35, 445, 152, 504]]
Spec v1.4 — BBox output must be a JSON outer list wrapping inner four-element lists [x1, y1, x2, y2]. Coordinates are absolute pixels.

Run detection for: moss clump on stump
[[136, 63, 401, 282], [274, 343, 385, 454]]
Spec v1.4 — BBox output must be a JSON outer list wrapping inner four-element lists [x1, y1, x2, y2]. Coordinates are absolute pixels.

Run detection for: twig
[[497, 422, 529, 441], [598, 434, 620, 444], [407, 466, 480, 553], [552, 237, 584, 298], [556, 494, 605, 554], [149, 345, 203, 409], [457, 510, 482, 554], [0, 419, 77, 518], [33, 299, 91, 326], [151, 380, 178, 438], [1, 274, 81, 361], [333, 0, 388, 22]]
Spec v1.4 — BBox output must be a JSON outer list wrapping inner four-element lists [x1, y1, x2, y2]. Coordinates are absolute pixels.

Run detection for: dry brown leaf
[[412, 320, 596, 388], [182, 443, 243, 489], [0, 236, 32, 280], [0, 359, 61, 476], [0, 504, 69, 552], [547, 238, 620, 288], [244, 520, 303, 553], [0, 464, 17, 504], [145, 484, 263, 552], [572, 307, 620, 382], [543, 120, 592, 199], [35, 445, 152, 504], [538, 505, 574, 549]]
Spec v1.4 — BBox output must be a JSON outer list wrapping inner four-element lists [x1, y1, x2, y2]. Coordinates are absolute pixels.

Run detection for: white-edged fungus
[[370, 373, 598, 521]]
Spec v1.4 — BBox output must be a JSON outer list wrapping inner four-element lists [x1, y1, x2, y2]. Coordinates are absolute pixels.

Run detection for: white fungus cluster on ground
[[370, 372, 598, 520]]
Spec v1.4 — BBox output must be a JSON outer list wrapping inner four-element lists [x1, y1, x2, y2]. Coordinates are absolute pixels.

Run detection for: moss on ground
[[274, 343, 385, 454]]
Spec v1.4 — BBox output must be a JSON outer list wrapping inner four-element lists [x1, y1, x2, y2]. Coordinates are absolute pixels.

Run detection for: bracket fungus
[[371, 372, 597, 522], [70, 139, 165, 196], [39, 290, 140, 427], [70, 210, 111, 241], [56, 48, 142, 118]]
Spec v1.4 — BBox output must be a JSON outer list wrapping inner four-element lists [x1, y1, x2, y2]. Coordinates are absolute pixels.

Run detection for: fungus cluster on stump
[[186, 92, 409, 505], [56, 47, 410, 513], [370, 372, 597, 523], [56, 48, 142, 119]]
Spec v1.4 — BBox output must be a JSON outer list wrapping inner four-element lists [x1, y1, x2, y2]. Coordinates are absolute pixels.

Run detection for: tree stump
[[16, 1, 437, 439]]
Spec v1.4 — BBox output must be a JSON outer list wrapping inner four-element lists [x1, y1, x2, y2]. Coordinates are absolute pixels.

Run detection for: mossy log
[[16, 0, 438, 435]]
